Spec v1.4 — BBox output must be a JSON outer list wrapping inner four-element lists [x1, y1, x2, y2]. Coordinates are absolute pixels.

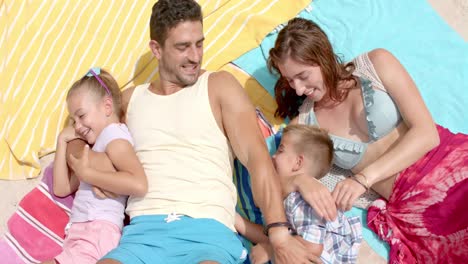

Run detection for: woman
[[268, 17, 467, 263]]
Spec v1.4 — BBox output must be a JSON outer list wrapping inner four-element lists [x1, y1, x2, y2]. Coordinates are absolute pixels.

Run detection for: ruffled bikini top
[[298, 53, 402, 170]]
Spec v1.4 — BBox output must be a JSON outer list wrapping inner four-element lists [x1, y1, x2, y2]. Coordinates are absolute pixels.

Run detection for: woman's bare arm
[[359, 49, 439, 185]]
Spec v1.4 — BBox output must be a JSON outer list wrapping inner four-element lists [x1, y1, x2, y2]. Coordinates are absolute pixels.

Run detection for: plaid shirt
[[284, 192, 362, 264]]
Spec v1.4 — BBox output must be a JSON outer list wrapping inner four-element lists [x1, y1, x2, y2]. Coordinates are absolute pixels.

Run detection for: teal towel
[[344, 208, 390, 259], [233, 0, 468, 133]]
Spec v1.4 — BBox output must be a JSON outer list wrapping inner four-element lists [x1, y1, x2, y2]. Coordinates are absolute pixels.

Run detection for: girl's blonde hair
[[66, 68, 122, 119]]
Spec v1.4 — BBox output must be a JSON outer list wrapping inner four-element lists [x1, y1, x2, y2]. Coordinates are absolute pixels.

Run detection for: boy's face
[[272, 134, 301, 188]]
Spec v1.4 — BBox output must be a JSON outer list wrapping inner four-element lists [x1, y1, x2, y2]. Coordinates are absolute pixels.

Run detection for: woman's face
[[277, 56, 326, 102]]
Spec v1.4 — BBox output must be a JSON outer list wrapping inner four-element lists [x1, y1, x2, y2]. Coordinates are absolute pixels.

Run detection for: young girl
[[236, 125, 362, 264], [44, 67, 147, 264]]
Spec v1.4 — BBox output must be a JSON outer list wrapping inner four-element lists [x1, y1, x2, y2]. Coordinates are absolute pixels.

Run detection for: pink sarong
[[367, 125, 468, 263]]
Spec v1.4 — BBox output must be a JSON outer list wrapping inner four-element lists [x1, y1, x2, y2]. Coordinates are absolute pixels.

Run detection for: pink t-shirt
[[69, 123, 134, 229]]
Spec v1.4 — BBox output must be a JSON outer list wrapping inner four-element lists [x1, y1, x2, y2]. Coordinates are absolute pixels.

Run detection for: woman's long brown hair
[[268, 18, 356, 119]]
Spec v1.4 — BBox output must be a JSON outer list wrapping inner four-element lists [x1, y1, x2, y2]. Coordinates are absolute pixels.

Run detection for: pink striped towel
[[0, 164, 73, 264]]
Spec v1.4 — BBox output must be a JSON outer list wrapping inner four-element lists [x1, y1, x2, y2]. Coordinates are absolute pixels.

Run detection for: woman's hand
[[297, 176, 337, 221], [332, 177, 367, 211]]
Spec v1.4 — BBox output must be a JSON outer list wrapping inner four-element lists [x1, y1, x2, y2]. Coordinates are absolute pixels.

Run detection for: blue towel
[[233, 0, 468, 134]]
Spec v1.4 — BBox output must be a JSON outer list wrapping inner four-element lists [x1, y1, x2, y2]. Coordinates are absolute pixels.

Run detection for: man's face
[[153, 20, 204, 87]]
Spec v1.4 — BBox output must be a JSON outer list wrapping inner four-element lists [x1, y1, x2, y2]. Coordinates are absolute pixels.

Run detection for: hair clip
[[85, 67, 112, 96]]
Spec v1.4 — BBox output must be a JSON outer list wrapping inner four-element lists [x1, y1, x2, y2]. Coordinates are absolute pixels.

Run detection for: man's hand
[[269, 227, 322, 264], [68, 145, 92, 182], [92, 186, 118, 199]]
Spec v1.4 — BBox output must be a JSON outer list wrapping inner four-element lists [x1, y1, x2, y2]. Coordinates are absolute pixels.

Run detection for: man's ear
[[292, 154, 304, 172], [149, 40, 162, 60]]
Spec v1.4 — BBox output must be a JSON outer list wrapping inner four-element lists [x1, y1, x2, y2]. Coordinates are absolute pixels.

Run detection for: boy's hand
[[251, 243, 271, 264]]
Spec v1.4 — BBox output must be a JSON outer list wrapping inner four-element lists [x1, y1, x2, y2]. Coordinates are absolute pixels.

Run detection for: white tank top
[[125, 72, 237, 230]]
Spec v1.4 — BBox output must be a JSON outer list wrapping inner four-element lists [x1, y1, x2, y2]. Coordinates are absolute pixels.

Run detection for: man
[[68, 1, 334, 263]]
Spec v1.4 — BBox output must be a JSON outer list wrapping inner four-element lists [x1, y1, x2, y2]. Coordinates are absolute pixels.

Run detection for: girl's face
[[272, 134, 301, 192], [277, 56, 326, 102], [67, 90, 110, 144]]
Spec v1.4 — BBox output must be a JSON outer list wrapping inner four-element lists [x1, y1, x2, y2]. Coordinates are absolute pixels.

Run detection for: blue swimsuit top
[[298, 53, 402, 170]]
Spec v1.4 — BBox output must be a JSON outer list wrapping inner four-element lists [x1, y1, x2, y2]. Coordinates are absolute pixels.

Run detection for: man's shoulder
[[122, 86, 136, 110], [207, 70, 243, 96], [122, 86, 136, 101], [122, 83, 151, 104], [208, 70, 237, 84]]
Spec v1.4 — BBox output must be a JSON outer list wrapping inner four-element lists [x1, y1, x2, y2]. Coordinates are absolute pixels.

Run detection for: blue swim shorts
[[103, 214, 247, 264]]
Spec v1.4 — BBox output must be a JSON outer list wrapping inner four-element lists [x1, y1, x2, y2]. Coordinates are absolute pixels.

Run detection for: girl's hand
[[59, 126, 81, 143], [250, 243, 271, 264], [332, 177, 367, 211], [297, 176, 337, 221]]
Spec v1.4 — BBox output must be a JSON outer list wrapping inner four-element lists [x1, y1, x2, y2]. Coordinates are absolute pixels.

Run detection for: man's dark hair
[[150, 0, 203, 46]]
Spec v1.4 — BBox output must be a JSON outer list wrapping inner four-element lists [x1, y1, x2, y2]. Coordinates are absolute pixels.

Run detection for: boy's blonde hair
[[66, 69, 122, 119], [282, 124, 334, 179]]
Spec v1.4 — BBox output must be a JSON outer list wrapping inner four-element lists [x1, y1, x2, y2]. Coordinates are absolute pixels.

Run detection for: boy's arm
[[235, 213, 269, 244]]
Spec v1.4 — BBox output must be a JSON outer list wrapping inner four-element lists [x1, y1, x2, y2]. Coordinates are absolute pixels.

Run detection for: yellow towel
[[0, 0, 308, 180]]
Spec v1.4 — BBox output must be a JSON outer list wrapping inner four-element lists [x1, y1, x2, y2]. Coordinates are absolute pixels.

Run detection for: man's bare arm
[[66, 139, 115, 172], [210, 71, 321, 263], [211, 71, 285, 226]]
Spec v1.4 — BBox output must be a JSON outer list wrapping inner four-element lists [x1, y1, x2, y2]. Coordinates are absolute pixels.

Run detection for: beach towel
[[0, 0, 309, 180], [367, 125, 468, 263], [233, 0, 468, 134], [0, 165, 72, 263]]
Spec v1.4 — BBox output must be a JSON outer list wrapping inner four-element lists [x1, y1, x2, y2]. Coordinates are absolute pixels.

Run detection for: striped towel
[[0, 0, 309, 180], [0, 164, 73, 263]]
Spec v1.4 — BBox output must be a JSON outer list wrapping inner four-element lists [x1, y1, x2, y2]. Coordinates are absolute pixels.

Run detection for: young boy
[[236, 124, 362, 264]]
